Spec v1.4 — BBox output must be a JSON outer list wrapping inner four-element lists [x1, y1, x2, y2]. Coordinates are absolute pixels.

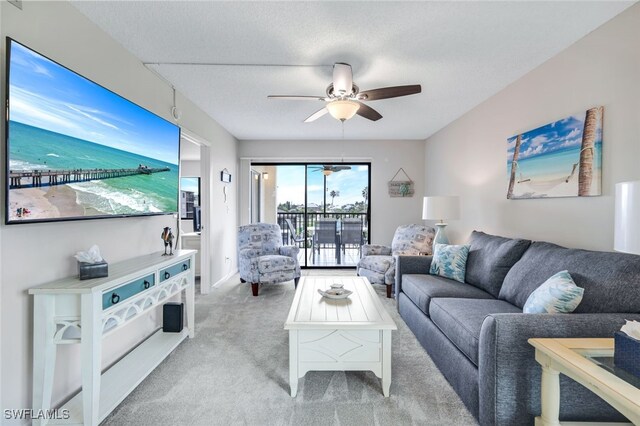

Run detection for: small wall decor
[[388, 168, 415, 197], [161, 227, 174, 256], [507, 106, 603, 199], [220, 169, 232, 183]]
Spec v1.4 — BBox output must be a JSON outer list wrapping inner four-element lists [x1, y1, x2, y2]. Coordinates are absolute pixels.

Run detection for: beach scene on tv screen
[[7, 41, 180, 222]]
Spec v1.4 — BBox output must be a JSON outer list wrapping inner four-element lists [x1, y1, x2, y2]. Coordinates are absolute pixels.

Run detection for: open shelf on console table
[[29, 250, 196, 426]]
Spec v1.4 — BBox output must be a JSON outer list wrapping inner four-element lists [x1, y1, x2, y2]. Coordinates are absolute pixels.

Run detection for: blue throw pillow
[[429, 243, 470, 283], [523, 270, 584, 314]]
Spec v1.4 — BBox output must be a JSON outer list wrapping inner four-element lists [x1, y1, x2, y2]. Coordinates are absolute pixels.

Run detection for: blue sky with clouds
[[507, 112, 601, 164], [9, 40, 180, 165], [181, 177, 199, 195], [276, 165, 369, 206]]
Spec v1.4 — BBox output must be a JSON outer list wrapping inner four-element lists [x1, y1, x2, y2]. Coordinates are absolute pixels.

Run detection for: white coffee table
[[284, 276, 397, 397]]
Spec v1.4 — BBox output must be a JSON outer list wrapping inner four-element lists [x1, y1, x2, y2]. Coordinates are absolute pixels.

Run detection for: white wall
[[250, 165, 277, 224], [0, 1, 237, 417], [424, 4, 640, 250], [239, 139, 425, 244], [180, 160, 201, 177]]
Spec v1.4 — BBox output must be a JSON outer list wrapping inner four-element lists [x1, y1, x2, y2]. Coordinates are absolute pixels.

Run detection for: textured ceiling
[[72, 1, 633, 141]]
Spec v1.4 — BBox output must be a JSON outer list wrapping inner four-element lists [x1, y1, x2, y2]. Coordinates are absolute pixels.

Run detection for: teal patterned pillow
[[429, 243, 470, 283], [523, 270, 584, 314]]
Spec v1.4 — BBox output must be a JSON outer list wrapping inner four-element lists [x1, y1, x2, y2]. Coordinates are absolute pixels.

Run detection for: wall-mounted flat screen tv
[[5, 38, 181, 224]]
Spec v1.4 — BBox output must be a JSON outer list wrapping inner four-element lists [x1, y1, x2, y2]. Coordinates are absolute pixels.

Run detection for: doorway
[[179, 130, 212, 294], [250, 163, 371, 268]]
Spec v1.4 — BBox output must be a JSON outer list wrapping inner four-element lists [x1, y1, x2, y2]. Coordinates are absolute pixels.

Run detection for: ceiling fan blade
[[358, 85, 421, 101], [304, 107, 329, 123], [268, 95, 326, 101], [333, 63, 353, 96], [332, 165, 352, 171], [355, 102, 382, 121]]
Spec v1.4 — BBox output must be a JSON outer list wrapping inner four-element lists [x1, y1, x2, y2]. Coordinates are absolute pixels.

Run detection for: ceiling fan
[[310, 165, 352, 176], [268, 63, 421, 123]]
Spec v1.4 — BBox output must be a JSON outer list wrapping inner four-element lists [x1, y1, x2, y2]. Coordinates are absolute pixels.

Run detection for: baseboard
[[211, 269, 238, 289]]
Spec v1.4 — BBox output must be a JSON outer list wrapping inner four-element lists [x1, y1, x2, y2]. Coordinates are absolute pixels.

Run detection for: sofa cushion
[[500, 241, 640, 312], [430, 298, 522, 366], [402, 274, 494, 316], [257, 255, 296, 274], [464, 231, 531, 297]]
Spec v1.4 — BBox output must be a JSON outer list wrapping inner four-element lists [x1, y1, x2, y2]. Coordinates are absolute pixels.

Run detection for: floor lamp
[[615, 181, 640, 255]]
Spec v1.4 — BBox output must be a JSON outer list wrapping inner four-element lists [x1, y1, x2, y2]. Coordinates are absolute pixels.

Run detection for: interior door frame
[[251, 161, 372, 269], [181, 129, 212, 294]]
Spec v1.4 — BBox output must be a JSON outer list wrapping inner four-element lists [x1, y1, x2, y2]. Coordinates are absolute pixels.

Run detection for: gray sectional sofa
[[395, 231, 640, 425]]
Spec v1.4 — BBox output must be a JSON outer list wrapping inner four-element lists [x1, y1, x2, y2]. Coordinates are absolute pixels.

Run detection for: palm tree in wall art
[[506, 106, 603, 199]]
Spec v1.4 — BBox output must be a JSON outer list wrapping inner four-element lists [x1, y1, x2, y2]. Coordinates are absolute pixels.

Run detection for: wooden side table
[[529, 338, 640, 426]]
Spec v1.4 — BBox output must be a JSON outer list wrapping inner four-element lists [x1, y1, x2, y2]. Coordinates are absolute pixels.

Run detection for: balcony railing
[[277, 212, 368, 247]]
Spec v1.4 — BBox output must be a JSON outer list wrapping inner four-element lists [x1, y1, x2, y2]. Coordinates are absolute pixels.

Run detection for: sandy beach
[[8, 185, 91, 221], [45, 185, 86, 217], [511, 169, 601, 199], [9, 188, 59, 221]]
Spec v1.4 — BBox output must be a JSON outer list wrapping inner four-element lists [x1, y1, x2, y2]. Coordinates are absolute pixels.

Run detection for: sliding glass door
[[250, 163, 370, 268]]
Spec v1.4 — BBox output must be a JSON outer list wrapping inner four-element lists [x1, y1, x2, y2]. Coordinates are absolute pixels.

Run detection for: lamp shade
[[422, 196, 460, 221], [326, 100, 360, 121], [615, 181, 640, 254]]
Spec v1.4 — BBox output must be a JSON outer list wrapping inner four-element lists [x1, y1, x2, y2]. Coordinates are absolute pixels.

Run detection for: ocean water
[[508, 143, 603, 181], [9, 120, 179, 214]]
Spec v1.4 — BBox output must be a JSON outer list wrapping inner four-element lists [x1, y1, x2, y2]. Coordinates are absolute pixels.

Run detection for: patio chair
[[238, 223, 301, 296], [312, 218, 338, 263], [284, 218, 306, 246], [357, 224, 435, 298], [340, 218, 364, 257]]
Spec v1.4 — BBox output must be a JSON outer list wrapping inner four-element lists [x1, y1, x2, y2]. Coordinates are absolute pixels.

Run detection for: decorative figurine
[[161, 227, 174, 256]]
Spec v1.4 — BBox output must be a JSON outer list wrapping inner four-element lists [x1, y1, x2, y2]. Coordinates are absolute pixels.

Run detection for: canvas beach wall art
[[507, 107, 603, 199]]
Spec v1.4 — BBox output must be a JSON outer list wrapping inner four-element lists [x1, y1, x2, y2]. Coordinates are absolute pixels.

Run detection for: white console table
[[29, 250, 196, 425], [180, 232, 201, 276]]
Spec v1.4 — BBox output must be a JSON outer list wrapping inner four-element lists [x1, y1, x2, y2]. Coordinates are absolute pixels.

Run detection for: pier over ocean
[[9, 165, 170, 189]]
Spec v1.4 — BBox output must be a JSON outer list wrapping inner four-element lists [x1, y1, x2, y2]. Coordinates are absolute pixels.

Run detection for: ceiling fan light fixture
[[322, 169, 333, 176], [326, 100, 360, 122]]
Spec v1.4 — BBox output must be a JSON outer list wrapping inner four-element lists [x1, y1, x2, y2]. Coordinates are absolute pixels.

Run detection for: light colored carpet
[[103, 271, 477, 426]]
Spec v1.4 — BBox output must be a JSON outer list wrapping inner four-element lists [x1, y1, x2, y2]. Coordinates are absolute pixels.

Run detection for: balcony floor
[[297, 246, 361, 268]]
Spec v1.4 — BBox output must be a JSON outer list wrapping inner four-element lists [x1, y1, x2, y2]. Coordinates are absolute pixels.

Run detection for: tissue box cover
[[78, 261, 108, 280], [614, 331, 640, 378]]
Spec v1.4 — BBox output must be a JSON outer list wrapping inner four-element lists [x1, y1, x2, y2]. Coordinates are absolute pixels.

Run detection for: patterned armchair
[[238, 223, 301, 296], [357, 224, 435, 298]]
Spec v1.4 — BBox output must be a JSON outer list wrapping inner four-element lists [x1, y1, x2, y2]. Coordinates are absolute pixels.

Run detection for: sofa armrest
[[479, 312, 640, 425], [394, 255, 432, 299], [361, 244, 392, 257]]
